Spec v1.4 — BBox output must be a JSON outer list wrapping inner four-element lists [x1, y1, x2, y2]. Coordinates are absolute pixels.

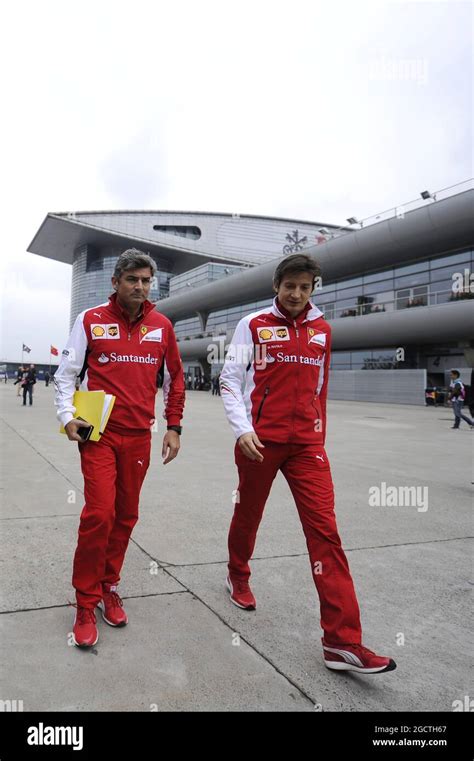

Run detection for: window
[[85, 246, 103, 272], [363, 290, 393, 306], [430, 261, 471, 283], [317, 294, 336, 307], [336, 297, 359, 310], [335, 285, 364, 299], [394, 261, 430, 276], [394, 271, 429, 289], [322, 303, 335, 319], [429, 250, 472, 269], [430, 278, 456, 293], [430, 290, 452, 305], [363, 268, 394, 284], [396, 285, 428, 309], [153, 225, 201, 240], [335, 275, 364, 288], [363, 280, 394, 296]]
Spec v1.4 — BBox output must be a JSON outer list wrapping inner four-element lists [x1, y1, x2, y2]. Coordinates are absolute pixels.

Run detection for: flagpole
[[21, 344, 24, 367]]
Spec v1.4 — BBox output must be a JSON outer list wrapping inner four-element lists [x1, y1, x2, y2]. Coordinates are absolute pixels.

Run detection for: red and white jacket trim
[[54, 293, 185, 435], [220, 297, 331, 445]]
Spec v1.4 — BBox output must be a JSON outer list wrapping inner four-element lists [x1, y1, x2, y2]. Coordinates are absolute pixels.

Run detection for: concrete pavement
[[0, 382, 472, 711]]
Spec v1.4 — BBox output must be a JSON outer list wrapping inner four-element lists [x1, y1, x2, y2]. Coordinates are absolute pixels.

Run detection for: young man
[[219, 254, 396, 675], [54, 249, 185, 648], [448, 369, 473, 429]]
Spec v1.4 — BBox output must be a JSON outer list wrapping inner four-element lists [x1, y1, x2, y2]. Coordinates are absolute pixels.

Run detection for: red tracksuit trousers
[[228, 441, 362, 645], [73, 428, 151, 608]]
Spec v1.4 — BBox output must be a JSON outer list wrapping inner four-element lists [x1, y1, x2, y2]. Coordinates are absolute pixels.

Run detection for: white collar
[[271, 296, 323, 322]]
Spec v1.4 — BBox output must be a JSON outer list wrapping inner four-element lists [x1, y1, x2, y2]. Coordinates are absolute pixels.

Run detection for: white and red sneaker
[[72, 606, 99, 648], [226, 575, 256, 610], [97, 585, 128, 627], [322, 638, 396, 674]]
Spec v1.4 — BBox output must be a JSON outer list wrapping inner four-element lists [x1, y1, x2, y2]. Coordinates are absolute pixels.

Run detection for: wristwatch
[[167, 425, 182, 435]]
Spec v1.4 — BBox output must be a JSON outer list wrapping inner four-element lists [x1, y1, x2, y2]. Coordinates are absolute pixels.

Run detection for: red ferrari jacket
[[54, 292, 185, 435], [220, 297, 331, 445]]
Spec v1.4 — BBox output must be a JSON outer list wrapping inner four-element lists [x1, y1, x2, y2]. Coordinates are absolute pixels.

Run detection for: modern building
[[28, 183, 474, 404], [28, 210, 345, 331]]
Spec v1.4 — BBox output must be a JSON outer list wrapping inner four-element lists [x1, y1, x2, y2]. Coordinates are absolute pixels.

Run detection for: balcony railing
[[324, 288, 473, 320], [294, 179, 474, 245]]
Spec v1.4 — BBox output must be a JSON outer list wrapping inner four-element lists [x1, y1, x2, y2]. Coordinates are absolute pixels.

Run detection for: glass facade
[[174, 248, 473, 339], [173, 248, 474, 370], [169, 263, 245, 296], [70, 244, 473, 375], [310, 248, 474, 318]]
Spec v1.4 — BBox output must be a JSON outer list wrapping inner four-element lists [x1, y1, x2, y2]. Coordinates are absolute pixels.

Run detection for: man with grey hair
[[54, 248, 185, 648]]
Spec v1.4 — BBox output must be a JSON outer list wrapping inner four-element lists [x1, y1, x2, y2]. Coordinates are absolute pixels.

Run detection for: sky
[[0, 0, 471, 363]]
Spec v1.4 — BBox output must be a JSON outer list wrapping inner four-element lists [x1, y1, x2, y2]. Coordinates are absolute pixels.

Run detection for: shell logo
[[258, 328, 273, 341], [92, 326, 105, 337]]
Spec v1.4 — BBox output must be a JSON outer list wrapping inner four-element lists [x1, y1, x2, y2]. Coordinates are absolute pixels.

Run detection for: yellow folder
[[59, 390, 116, 441]]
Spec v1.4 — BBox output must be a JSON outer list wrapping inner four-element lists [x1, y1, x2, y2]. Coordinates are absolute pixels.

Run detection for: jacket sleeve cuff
[[166, 415, 182, 427], [59, 411, 74, 428], [235, 426, 255, 440]]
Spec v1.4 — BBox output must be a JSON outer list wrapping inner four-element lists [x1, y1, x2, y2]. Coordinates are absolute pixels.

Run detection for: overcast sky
[[0, 0, 471, 363]]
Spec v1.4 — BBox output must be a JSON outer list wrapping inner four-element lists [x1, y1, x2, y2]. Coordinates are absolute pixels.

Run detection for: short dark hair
[[273, 254, 321, 290], [113, 248, 156, 281], [450, 369, 460, 378]]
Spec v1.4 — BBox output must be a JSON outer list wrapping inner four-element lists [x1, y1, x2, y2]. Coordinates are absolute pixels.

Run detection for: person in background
[[448, 369, 474, 429], [14, 366, 24, 396], [22, 364, 36, 406]]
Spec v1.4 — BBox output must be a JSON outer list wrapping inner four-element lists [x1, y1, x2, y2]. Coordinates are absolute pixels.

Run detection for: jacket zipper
[[112, 304, 150, 341], [127, 307, 150, 339], [256, 386, 270, 423], [290, 319, 300, 437]]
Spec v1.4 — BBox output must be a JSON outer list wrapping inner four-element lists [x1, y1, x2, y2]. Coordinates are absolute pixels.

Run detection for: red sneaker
[[322, 638, 396, 674], [98, 585, 128, 627], [226, 575, 256, 610], [72, 606, 99, 648]]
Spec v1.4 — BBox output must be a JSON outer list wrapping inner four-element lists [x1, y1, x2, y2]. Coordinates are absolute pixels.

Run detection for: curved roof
[[27, 209, 344, 273]]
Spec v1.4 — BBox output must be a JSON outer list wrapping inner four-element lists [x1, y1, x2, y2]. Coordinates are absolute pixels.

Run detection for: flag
[[22, 344, 31, 353], [50, 345, 59, 356]]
